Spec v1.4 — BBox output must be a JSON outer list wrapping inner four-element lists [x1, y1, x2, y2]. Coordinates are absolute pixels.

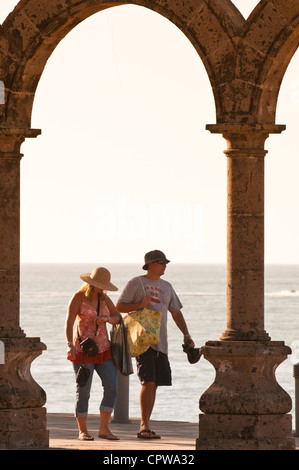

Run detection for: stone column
[[0, 128, 49, 449], [196, 124, 295, 450]]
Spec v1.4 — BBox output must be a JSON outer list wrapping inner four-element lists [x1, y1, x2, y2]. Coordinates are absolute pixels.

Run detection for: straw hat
[[80, 267, 118, 291]]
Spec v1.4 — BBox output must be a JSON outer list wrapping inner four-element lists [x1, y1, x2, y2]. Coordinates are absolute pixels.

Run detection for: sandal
[[98, 433, 120, 440], [137, 429, 161, 439], [78, 432, 94, 441]]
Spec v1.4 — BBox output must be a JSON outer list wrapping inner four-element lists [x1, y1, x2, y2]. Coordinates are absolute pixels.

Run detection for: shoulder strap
[[95, 293, 100, 334], [139, 276, 153, 308], [139, 276, 146, 295]]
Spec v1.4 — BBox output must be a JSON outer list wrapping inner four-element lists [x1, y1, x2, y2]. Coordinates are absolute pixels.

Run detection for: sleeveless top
[[67, 301, 113, 364]]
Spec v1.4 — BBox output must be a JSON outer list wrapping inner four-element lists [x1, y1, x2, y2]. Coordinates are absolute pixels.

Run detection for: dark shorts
[[136, 347, 172, 386]]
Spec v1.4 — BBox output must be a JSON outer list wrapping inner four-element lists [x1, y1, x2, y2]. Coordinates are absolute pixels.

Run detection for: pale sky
[[1, 1, 298, 264]]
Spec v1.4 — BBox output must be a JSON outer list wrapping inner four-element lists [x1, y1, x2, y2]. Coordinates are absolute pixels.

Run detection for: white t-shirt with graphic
[[117, 276, 183, 354]]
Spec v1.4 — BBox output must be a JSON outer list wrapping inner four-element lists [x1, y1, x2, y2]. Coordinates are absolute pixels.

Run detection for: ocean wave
[[20, 290, 299, 298], [21, 292, 73, 298], [20, 291, 226, 298], [265, 290, 299, 297], [178, 292, 225, 296]]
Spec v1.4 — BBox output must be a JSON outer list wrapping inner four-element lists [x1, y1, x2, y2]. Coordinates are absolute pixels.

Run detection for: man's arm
[[116, 295, 152, 313], [171, 309, 195, 347]]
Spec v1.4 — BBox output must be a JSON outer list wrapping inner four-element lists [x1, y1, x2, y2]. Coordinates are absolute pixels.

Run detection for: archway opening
[[19, 5, 226, 422]]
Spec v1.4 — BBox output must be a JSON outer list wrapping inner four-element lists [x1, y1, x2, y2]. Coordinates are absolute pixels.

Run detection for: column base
[[0, 336, 48, 448], [196, 414, 295, 450], [0, 407, 49, 449], [200, 341, 292, 415], [0, 336, 47, 408]]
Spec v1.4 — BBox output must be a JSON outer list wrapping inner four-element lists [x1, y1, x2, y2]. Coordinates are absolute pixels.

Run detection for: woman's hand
[[67, 344, 77, 360], [96, 316, 110, 324], [105, 296, 121, 324]]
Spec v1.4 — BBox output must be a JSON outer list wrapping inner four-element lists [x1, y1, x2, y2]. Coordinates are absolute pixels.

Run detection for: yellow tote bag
[[123, 308, 161, 357]]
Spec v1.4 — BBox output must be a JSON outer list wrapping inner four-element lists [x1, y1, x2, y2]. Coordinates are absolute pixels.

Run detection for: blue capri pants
[[73, 360, 117, 417]]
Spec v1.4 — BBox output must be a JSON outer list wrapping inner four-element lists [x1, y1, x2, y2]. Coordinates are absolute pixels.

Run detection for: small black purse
[[78, 337, 98, 356], [76, 364, 90, 387]]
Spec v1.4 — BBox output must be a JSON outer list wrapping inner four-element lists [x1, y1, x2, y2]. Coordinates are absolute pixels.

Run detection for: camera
[[80, 337, 98, 357]]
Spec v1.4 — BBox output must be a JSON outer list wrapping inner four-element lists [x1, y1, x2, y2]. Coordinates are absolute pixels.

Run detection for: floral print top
[[68, 301, 112, 364]]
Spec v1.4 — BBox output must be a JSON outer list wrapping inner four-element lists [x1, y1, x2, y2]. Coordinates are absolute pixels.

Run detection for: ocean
[[20, 263, 298, 425]]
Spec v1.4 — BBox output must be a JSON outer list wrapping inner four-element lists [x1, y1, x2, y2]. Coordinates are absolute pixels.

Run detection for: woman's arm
[[100, 295, 121, 324], [65, 292, 81, 358]]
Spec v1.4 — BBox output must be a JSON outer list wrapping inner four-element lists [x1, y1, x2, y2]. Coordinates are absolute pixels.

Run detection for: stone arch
[[1, 1, 298, 128], [241, 0, 299, 123], [0, 0, 243, 128]]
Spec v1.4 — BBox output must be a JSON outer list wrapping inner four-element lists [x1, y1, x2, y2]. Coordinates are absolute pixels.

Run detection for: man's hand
[[140, 295, 152, 308]]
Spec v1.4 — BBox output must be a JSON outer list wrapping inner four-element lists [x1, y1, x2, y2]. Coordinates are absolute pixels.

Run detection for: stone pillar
[[0, 128, 49, 449], [196, 124, 295, 450]]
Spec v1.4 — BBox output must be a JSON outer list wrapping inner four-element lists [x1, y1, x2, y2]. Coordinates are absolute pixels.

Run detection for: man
[[116, 250, 195, 439]]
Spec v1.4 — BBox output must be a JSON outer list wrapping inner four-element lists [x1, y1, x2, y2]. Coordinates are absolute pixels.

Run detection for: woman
[[65, 266, 120, 441]]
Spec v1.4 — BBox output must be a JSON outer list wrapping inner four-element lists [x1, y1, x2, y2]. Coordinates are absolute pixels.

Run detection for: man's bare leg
[[138, 381, 160, 438]]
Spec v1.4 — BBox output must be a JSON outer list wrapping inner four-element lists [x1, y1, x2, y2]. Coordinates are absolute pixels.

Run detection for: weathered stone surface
[[0, 337, 47, 409], [197, 414, 295, 450], [200, 341, 292, 415], [0, 407, 49, 449]]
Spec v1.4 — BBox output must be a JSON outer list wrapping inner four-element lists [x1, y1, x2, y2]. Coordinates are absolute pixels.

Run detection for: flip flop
[[150, 430, 161, 439], [98, 433, 120, 440], [137, 429, 161, 439], [78, 432, 94, 441]]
